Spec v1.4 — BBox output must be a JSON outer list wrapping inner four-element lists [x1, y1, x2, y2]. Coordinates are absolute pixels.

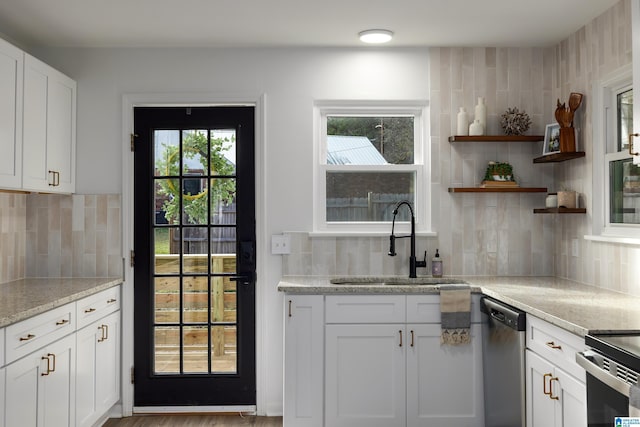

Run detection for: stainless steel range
[[576, 333, 640, 427]]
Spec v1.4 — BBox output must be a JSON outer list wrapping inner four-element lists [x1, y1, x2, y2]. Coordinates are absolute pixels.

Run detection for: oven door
[[577, 351, 631, 427]]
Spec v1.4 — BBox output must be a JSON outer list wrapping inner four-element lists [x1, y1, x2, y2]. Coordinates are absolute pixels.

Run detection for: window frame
[[589, 64, 640, 243], [312, 100, 431, 235]]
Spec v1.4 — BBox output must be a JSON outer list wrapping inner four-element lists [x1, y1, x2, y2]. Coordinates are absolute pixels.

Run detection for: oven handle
[[576, 350, 631, 397]]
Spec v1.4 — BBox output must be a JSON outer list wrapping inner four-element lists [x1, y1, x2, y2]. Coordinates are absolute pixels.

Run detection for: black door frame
[[132, 105, 256, 407]]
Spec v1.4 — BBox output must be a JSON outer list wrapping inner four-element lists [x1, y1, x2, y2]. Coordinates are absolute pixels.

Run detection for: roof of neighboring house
[[326, 135, 387, 165]]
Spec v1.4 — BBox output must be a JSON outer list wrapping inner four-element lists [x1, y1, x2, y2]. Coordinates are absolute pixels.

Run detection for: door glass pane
[[155, 277, 179, 324], [183, 277, 208, 323], [155, 228, 178, 274], [154, 326, 179, 374], [183, 326, 208, 373], [610, 158, 640, 224], [617, 89, 633, 151], [211, 178, 236, 225], [212, 129, 236, 175], [155, 179, 179, 225], [211, 325, 237, 373], [183, 227, 209, 273], [326, 171, 415, 222], [154, 130, 179, 177]]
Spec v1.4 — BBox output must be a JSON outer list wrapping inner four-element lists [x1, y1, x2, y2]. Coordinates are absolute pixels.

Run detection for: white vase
[[456, 107, 469, 135], [474, 97, 487, 134], [469, 119, 483, 136]]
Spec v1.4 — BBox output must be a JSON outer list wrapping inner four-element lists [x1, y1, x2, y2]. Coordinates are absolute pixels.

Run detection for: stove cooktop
[[586, 333, 640, 372]]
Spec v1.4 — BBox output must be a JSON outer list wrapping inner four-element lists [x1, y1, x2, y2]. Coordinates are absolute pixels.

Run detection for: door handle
[[229, 275, 254, 285]]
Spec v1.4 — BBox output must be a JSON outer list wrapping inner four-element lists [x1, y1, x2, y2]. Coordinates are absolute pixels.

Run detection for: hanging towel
[[440, 284, 471, 345], [630, 384, 640, 417]]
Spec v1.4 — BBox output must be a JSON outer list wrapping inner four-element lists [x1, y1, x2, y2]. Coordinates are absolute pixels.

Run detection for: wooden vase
[[559, 127, 575, 152]]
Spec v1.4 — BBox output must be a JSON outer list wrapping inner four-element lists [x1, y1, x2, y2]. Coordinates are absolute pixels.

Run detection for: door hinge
[[130, 133, 138, 152], [131, 366, 135, 384], [130, 250, 135, 267]]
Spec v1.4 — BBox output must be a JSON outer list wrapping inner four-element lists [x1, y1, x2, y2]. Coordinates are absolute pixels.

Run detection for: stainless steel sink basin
[[329, 276, 468, 286]]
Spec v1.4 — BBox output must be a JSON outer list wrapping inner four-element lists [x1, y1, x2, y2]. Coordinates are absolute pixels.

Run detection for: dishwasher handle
[[576, 350, 631, 397]]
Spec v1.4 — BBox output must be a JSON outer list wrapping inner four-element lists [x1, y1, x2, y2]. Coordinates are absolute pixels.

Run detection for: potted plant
[[484, 161, 514, 182]]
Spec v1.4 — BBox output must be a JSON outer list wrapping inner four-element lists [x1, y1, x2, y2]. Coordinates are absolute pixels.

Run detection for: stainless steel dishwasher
[[481, 296, 526, 427]]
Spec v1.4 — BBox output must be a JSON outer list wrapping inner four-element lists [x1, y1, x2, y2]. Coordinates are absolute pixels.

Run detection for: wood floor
[[103, 414, 283, 426]]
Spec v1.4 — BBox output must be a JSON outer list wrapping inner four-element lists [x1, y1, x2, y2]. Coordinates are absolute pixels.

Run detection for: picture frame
[[543, 123, 561, 155]]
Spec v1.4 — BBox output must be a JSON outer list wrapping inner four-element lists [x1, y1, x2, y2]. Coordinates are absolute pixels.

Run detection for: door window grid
[[153, 128, 238, 375]]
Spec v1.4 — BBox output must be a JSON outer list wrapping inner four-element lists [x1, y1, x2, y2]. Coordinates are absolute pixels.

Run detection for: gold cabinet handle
[[55, 319, 69, 326], [41, 353, 55, 376], [546, 341, 562, 350], [107, 298, 117, 304], [549, 376, 560, 400], [84, 307, 97, 314], [98, 324, 109, 342], [630, 133, 640, 156], [399, 330, 403, 347], [19, 333, 36, 341], [410, 330, 415, 347], [543, 373, 553, 396], [288, 300, 292, 317]]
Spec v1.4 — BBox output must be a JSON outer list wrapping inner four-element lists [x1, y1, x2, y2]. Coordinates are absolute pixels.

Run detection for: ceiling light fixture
[[359, 29, 394, 44]]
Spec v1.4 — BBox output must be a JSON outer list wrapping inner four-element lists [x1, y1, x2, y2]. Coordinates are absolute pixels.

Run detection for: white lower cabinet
[[76, 310, 121, 427], [525, 316, 586, 427], [284, 293, 484, 427], [0, 366, 5, 427], [5, 333, 76, 427], [325, 324, 406, 427], [407, 323, 483, 427], [283, 295, 324, 427]]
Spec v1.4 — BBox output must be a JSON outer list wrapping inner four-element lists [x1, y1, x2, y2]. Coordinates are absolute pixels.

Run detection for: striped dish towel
[[440, 284, 471, 345]]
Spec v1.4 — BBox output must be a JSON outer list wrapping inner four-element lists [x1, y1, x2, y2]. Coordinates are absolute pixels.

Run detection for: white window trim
[[587, 64, 640, 245], [312, 100, 431, 235]]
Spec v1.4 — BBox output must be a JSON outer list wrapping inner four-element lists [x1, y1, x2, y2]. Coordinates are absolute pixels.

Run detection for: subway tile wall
[[0, 193, 26, 283], [25, 194, 122, 278]]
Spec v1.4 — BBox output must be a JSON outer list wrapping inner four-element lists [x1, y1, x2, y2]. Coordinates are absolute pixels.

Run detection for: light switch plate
[[271, 234, 291, 255]]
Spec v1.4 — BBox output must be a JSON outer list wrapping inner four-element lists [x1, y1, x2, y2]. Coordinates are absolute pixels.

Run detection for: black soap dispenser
[[432, 249, 443, 278]]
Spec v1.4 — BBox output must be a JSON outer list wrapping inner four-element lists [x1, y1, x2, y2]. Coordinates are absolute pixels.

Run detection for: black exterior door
[[133, 106, 256, 406]]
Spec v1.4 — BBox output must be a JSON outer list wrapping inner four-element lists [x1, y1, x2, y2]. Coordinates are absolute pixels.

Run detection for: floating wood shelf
[[533, 152, 586, 163], [449, 135, 544, 143], [448, 187, 548, 193], [533, 208, 587, 214]]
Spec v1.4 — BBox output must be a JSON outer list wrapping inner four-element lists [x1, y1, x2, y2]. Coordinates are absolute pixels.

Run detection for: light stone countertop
[[0, 277, 123, 327], [278, 275, 640, 337]]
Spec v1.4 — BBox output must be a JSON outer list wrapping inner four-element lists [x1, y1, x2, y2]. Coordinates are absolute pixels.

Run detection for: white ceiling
[[0, 0, 621, 48]]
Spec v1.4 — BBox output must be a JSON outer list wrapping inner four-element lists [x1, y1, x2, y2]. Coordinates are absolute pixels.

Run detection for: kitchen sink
[[329, 276, 468, 286]]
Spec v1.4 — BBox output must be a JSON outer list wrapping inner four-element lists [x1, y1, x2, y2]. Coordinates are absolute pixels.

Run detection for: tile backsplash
[[0, 192, 125, 281], [0, 193, 26, 283], [25, 194, 122, 278]]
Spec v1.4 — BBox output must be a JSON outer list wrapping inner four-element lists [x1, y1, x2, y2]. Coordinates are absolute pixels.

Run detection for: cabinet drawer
[[325, 295, 405, 323], [77, 286, 121, 329], [526, 315, 585, 381], [406, 294, 483, 323], [5, 302, 75, 364]]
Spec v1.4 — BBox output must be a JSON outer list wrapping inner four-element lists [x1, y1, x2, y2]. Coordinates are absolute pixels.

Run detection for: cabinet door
[[76, 311, 120, 427], [555, 366, 586, 427], [0, 38, 23, 189], [5, 333, 76, 427], [22, 53, 76, 193], [22, 54, 49, 191], [526, 349, 557, 427], [325, 324, 406, 427], [0, 367, 5, 427], [46, 68, 76, 193], [407, 323, 484, 427], [283, 295, 324, 427]]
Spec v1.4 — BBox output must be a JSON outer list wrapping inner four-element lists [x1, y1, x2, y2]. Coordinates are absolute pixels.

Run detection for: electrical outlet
[[571, 239, 579, 257], [271, 234, 291, 255]]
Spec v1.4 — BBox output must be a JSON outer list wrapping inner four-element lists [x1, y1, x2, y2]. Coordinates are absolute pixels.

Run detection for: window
[[313, 102, 429, 233], [591, 65, 640, 242]]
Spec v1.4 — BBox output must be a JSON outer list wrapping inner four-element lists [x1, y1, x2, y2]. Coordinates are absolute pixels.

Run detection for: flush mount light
[[358, 29, 394, 44]]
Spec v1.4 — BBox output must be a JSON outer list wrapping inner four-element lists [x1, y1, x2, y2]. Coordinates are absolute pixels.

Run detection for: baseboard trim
[[133, 405, 257, 415]]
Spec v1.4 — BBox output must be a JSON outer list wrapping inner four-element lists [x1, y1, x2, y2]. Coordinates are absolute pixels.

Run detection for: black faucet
[[388, 201, 427, 278]]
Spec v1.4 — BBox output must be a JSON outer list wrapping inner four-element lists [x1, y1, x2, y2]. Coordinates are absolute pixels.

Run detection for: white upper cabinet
[[0, 38, 23, 189], [22, 53, 76, 193]]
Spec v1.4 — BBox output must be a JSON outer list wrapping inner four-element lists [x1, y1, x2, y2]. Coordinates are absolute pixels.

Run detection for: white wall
[[35, 46, 430, 415]]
